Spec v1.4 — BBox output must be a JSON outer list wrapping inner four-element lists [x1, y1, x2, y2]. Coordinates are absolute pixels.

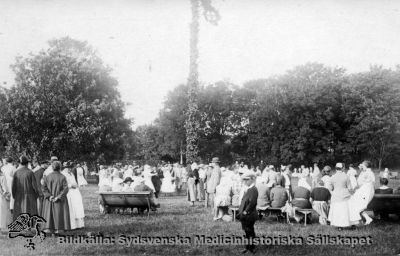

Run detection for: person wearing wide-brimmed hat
[[121, 177, 134, 192], [237, 170, 258, 254], [12, 156, 40, 220], [61, 161, 85, 230], [205, 157, 222, 208]]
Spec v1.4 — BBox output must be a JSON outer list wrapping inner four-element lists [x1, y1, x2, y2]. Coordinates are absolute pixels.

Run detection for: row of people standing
[[0, 156, 85, 234]]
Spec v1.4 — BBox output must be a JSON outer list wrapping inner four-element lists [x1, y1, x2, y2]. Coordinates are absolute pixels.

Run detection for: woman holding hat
[[61, 162, 85, 230]]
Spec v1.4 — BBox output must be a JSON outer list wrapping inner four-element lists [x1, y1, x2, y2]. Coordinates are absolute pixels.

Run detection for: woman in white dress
[[328, 163, 352, 228], [347, 165, 358, 191], [160, 165, 176, 193], [76, 164, 88, 187], [62, 164, 85, 230], [348, 160, 375, 225], [213, 175, 233, 221], [142, 165, 156, 192], [0, 170, 12, 232]]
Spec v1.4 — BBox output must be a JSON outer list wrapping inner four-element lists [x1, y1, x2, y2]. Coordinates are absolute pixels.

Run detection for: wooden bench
[[258, 207, 288, 222], [390, 172, 398, 179], [229, 206, 288, 223], [229, 206, 239, 221], [98, 192, 153, 217], [367, 194, 400, 216]]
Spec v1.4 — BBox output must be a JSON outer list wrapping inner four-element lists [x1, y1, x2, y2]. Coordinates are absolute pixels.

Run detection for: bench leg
[[304, 213, 310, 226]]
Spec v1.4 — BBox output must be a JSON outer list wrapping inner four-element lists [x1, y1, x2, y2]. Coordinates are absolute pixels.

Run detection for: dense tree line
[[1, 38, 398, 169], [136, 63, 400, 169], [0, 37, 134, 164]]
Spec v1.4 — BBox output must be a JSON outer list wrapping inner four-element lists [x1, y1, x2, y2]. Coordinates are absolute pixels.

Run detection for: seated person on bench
[[374, 178, 393, 220], [133, 177, 160, 211], [310, 179, 331, 225], [121, 177, 134, 192], [291, 176, 312, 223], [270, 176, 288, 208], [256, 176, 271, 210]]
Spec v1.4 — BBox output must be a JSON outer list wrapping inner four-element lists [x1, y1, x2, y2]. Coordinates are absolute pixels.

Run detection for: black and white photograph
[[0, 0, 400, 255]]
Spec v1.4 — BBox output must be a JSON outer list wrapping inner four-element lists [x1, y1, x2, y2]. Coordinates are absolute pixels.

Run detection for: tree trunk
[[185, 0, 200, 164]]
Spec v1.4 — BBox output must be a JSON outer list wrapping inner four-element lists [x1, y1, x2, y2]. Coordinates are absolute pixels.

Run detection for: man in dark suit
[[34, 160, 49, 216], [237, 171, 258, 254]]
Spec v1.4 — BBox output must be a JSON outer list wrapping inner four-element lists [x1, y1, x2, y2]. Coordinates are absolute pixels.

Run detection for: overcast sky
[[1, 0, 400, 127]]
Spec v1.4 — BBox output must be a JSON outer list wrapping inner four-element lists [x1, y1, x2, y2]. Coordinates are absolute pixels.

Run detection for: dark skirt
[[292, 199, 311, 209], [42, 197, 71, 231], [13, 193, 38, 220]]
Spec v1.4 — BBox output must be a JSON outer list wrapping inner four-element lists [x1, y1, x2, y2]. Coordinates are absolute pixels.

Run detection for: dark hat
[[63, 161, 72, 168], [124, 177, 133, 183], [211, 157, 220, 163], [19, 155, 29, 165]]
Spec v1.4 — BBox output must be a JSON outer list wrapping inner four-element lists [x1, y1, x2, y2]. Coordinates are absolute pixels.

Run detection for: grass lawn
[[0, 174, 400, 256]]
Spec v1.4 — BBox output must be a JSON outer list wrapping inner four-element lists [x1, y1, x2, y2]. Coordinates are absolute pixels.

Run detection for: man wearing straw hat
[[237, 170, 258, 254]]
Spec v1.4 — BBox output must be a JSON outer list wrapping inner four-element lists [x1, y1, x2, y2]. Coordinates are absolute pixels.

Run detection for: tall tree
[[186, 0, 220, 163], [2, 37, 132, 163], [343, 66, 400, 169]]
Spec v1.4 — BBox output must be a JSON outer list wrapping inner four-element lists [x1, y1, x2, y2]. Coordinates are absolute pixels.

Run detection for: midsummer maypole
[[185, 0, 220, 163]]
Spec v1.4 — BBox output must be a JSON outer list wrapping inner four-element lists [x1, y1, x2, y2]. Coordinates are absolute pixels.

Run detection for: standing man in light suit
[[205, 157, 221, 209]]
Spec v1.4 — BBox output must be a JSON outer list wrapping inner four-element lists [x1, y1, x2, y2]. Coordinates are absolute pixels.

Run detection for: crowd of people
[[1, 153, 399, 252], [0, 156, 86, 235], [92, 158, 400, 226]]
